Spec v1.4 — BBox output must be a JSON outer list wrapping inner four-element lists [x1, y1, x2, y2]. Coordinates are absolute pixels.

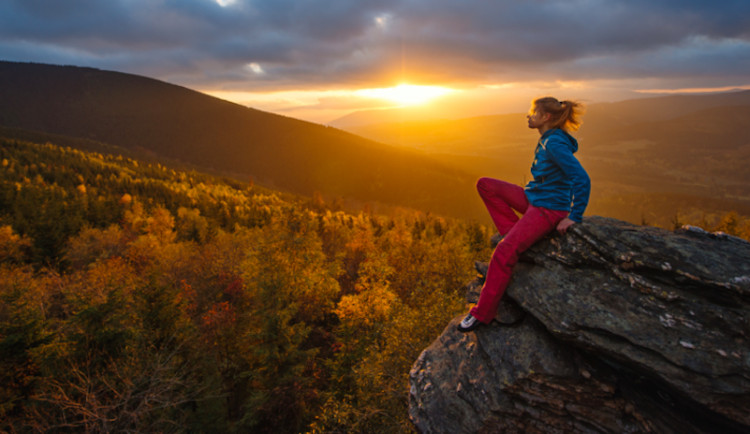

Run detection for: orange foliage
[[0, 225, 31, 263], [0, 138, 482, 432], [201, 301, 237, 346], [335, 286, 397, 328]]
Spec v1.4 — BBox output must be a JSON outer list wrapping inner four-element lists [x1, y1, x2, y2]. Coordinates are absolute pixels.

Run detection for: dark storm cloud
[[0, 0, 748, 89]]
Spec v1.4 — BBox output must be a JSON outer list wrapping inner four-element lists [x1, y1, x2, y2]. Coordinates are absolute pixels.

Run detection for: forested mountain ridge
[[0, 136, 489, 432], [1, 127, 748, 432], [0, 61, 482, 220], [3, 60, 748, 227]]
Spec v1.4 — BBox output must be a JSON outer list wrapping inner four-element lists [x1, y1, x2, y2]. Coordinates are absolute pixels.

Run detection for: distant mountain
[[4, 60, 747, 226], [329, 105, 457, 129], [342, 91, 750, 226], [338, 89, 750, 129], [0, 61, 483, 220], [346, 91, 750, 153], [581, 90, 750, 132]]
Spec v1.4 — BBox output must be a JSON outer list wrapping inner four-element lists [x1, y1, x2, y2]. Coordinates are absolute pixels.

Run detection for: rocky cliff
[[409, 216, 749, 433]]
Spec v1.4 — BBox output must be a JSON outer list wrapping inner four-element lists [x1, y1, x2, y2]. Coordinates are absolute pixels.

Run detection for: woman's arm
[[546, 139, 591, 223]]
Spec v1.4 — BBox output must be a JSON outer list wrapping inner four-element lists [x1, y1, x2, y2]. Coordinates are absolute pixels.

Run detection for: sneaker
[[457, 313, 482, 333]]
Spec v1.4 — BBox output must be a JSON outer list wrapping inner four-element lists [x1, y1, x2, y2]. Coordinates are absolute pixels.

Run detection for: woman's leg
[[476, 177, 529, 235], [470, 206, 568, 323]]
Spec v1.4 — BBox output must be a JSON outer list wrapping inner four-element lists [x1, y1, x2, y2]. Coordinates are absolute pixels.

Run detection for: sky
[[1, 0, 749, 124]]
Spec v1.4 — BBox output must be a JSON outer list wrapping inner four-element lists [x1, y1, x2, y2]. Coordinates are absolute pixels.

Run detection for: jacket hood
[[543, 128, 578, 153]]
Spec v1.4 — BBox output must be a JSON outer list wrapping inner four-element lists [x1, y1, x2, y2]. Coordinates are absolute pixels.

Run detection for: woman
[[458, 96, 590, 332]]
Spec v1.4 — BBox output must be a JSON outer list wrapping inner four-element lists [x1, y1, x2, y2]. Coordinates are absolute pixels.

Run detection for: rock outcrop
[[409, 217, 749, 433]]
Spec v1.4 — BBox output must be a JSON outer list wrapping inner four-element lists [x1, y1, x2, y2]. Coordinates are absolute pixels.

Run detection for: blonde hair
[[532, 96, 585, 132]]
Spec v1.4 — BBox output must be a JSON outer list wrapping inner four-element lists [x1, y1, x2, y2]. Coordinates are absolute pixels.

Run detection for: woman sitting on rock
[[458, 96, 591, 332]]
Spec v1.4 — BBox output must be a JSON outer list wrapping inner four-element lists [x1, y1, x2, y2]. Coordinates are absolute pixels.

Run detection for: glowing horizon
[[3, 0, 748, 125], [203, 83, 462, 122], [636, 84, 750, 94], [354, 84, 455, 107], [202, 78, 750, 125]]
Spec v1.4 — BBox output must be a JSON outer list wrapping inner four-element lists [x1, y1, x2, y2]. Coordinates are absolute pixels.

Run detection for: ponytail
[[533, 97, 585, 132]]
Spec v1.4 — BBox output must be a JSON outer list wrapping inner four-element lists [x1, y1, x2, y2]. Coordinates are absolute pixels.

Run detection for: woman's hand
[[556, 217, 576, 234]]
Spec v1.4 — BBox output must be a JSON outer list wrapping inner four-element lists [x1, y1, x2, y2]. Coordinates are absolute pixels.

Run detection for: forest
[[1, 138, 749, 432], [0, 138, 490, 432]]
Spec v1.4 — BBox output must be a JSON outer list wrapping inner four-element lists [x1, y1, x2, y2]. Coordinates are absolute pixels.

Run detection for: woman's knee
[[476, 177, 496, 193], [491, 240, 519, 265]]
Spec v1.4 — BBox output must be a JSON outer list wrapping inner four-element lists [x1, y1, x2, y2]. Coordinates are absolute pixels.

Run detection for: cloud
[[0, 0, 748, 94]]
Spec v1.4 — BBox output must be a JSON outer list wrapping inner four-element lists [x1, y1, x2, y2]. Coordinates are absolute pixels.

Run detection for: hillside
[[1, 137, 747, 432], [2, 61, 748, 227], [0, 61, 483, 220], [344, 91, 750, 226], [0, 137, 485, 432]]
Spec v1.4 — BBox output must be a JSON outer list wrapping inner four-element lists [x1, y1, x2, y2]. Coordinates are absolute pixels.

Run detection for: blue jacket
[[525, 129, 590, 222]]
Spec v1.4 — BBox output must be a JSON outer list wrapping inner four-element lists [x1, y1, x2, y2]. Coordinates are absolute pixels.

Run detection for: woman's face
[[527, 105, 551, 130]]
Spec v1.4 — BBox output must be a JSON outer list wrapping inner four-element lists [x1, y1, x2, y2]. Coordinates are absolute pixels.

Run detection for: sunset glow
[[355, 84, 455, 106], [2, 1, 747, 124], [204, 84, 464, 122]]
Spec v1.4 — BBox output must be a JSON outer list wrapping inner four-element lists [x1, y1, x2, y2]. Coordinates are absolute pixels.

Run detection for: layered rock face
[[409, 217, 749, 433]]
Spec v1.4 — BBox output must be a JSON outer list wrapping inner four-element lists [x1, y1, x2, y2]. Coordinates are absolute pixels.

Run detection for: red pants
[[470, 178, 568, 323]]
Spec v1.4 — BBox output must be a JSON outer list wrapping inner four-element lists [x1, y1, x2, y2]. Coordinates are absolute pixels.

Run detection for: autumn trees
[[0, 138, 489, 432], [5, 137, 746, 432]]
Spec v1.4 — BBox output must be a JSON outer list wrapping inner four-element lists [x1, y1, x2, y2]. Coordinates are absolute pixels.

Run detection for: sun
[[356, 83, 454, 106]]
